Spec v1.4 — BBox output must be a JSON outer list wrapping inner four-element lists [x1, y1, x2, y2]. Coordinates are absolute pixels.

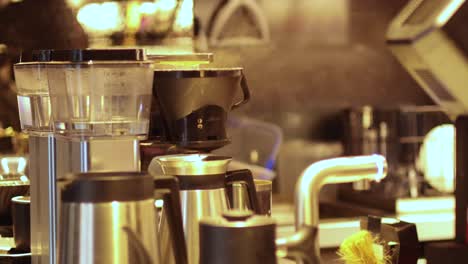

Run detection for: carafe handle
[[231, 72, 251, 110], [154, 176, 188, 264], [225, 169, 261, 214]]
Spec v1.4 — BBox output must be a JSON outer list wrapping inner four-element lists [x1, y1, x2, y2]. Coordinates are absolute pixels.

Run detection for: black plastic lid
[[49, 49, 146, 62], [19, 50, 52, 63], [153, 68, 243, 79], [176, 174, 226, 190], [222, 210, 254, 221], [60, 172, 154, 203]]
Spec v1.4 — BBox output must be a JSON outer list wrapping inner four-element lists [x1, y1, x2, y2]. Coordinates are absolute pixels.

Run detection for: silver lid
[[155, 154, 231, 175], [200, 210, 276, 228]]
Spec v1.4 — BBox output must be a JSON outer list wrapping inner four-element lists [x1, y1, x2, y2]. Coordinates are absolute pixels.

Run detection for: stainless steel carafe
[[200, 211, 278, 264], [150, 154, 259, 264], [58, 172, 187, 264], [199, 210, 317, 264]]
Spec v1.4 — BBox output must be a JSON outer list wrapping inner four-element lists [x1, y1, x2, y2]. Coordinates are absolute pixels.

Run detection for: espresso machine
[[339, 106, 450, 211], [14, 49, 154, 264], [387, 0, 468, 261]]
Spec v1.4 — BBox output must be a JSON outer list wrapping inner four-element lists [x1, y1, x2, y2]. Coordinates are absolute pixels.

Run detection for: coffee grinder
[[15, 49, 154, 264], [387, 0, 468, 261]]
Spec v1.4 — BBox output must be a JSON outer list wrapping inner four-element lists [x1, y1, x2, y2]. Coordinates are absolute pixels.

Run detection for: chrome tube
[[294, 154, 388, 260], [29, 135, 56, 264], [59, 199, 160, 264], [158, 188, 229, 264], [179, 189, 228, 264]]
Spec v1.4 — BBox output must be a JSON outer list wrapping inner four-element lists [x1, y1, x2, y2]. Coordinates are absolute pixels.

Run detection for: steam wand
[[276, 155, 388, 263]]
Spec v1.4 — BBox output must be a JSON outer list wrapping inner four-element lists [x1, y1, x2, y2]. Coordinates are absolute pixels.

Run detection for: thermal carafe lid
[[200, 210, 275, 227], [199, 210, 277, 264], [154, 154, 231, 175], [45, 49, 154, 138], [59, 172, 154, 203], [49, 49, 146, 62]]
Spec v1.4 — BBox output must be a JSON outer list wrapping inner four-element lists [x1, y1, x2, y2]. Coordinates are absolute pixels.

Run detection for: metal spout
[[294, 154, 388, 261], [295, 154, 387, 227]]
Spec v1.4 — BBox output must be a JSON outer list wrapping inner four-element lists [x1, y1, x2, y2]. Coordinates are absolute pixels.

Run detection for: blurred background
[[0, 0, 455, 213]]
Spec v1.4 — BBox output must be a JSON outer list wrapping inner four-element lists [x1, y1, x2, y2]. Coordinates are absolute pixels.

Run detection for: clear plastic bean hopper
[[15, 51, 52, 134], [14, 50, 54, 264], [47, 49, 153, 175], [387, 0, 468, 262]]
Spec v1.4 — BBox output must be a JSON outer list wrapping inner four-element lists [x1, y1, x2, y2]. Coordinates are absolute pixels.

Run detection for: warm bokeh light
[[139, 2, 158, 15], [126, 1, 142, 32], [76, 0, 192, 34], [174, 0, 193, 30], [436, 0, 464, 25], [0, 157, 27, 176], [157, 0, 177, 13], [77, 2, 124, 33], [67, 0, 85, 8]]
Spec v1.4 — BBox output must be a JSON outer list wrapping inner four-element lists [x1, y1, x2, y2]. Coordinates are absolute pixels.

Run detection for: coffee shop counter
[[272, 203, 455, 248]]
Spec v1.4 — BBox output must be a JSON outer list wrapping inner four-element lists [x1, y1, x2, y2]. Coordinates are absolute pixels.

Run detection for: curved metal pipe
[[294, 154, 388, 260]]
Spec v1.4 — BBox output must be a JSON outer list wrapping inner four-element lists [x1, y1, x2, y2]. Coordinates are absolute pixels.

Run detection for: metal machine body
[[55, 138, 140, 175], [179, 188, 229, 264], [30, 137, 141, 264], [158, 189, 226, 264], [28, 135, 56, 264], [387, 0, 468, 118], [388, 0, 468, 260], [60, 199, 158, 264]]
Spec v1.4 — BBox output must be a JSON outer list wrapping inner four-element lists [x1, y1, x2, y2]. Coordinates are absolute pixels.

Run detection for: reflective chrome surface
[[29, 135, 56, 264], [29, 137, 141, 264], [295, 154, 388, 260], [230, 180, 272, 215], [155, 154, 231, 175], [231, 182, 249, 210], [59, 199, 160, 264], [177, 188, 228, 264], [158, 204, 175, 264], [55, 137, 140, 174]]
